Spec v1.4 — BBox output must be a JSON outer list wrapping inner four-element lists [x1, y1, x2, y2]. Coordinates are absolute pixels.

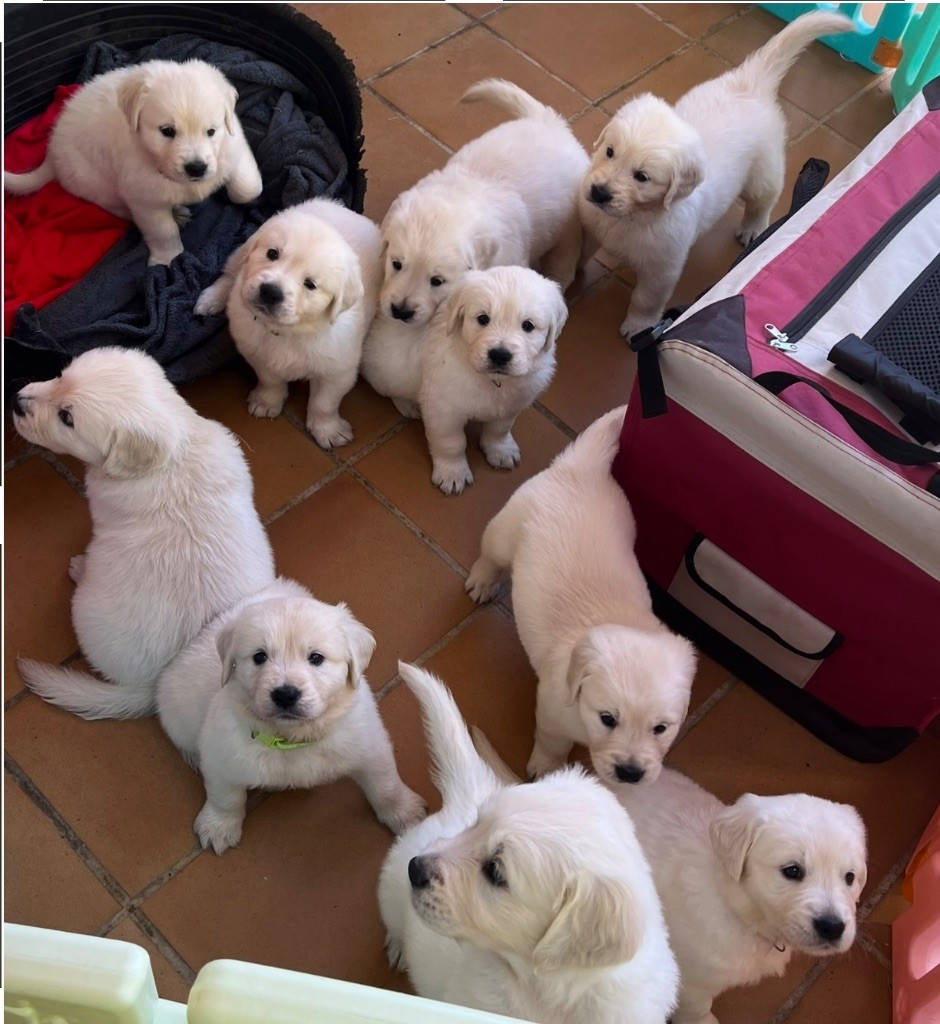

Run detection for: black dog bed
[[4, 2, 365, 389]]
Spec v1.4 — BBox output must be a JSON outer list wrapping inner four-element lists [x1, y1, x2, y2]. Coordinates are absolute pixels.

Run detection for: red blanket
[[4, 85, 129, 335]]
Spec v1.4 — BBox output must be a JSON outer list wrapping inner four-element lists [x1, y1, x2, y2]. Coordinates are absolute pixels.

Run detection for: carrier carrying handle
[[756, 371, 940, 468]]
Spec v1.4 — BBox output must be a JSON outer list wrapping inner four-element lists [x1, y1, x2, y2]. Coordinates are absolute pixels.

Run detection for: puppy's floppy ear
[[543, 285, 569, 352], [328, 264, 364, 325], [221, 232, 257, 281], [102, 428, 170, 479], [215, 622, 240, 687], [116, 73, 150, 133], [663, 145, 704, 210], [469, 236, 498, 270], [338, 603, 376, 687], [223, 82, 239, 135], [710, 795, 763, 881], [592, 126, 608, 151], [533, 874, 642, 971], [565, 630, 598, 702], [445, 290, 466, 338]]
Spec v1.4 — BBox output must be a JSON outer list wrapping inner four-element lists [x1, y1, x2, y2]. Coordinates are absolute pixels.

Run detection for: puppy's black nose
[[11, 391, 25, 417], [614, 763, 646, 784], [408, 856, 432, 890], [184, 160, 208, 179], [590, 182, 613, 206], [813, 915, 846, 942], [258, 282, 284, 307], [487, 346, 512, 368], [270, 684, 301, 710], [390, 302, 415, 322]]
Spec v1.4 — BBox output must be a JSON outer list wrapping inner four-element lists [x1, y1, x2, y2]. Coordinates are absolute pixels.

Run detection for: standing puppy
[[196, 199, 381, 449], [379, 663, 679, 1024], [13, 347, 274, 718], [419, 266, 567, 495], [5, 59, 262, 266], [579, 12, 854, 338], [618, 769, 867, 1024], [466, 407, 696, 783], [158, 578, 426, 854]]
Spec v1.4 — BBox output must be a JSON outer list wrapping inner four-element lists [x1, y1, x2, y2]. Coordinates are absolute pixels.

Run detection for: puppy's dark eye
[[653, 723, 667, 735], [482, 858, 507, 888], [476, 313, 490, 327], [266, 248, 279, 261], [606, 146, 614, 158], [845, 871, 855, 886], [430, 276, 445, 287], [599, 712, 617, 729], [781, 864, 805, 881], [308, 652, 324, 666], [521, 319, 535, 333], [58, 409, 74, 428], [633, 170, 650, 183], [252, 650, 268, 666], [392, 259, 402, 271], [207, 127, 216, 137], [160, 125, 177, 139], [303, 279, 316, 291]]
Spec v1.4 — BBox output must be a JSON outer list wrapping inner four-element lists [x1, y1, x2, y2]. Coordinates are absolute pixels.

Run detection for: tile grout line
[[262, 465, 346, 527], [675, 678, 737, 743], [362, 83, 455, 156], [38, 448, 84, 495], [768, 958, 829, 1024], [128, 906, 198, 986], [363, 17, 479, 91], [4, 446, 39, 472], [856, 930, 891, 971], [5, 752, 131, 909], [858, 837, 918, 922], [532, 401, 578, 442]]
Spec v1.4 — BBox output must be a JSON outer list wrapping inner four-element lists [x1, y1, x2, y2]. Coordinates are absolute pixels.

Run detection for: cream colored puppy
[[157, 578, 425, 854], [195, 199, 381, 449], [579, 12, 854, 338], [360, 312, 426, 421], [378, 79, 588, 330], [466, 407, 696, 784], [419, 266, 567, 495], [618, 769, 867, 1024], [5, 59, 262, 266], [13, 347, 275, 719], [379, 663, 679, 1024]]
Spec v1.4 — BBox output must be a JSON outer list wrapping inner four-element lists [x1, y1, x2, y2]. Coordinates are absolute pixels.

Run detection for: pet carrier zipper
[[781, 171, 940, 346]]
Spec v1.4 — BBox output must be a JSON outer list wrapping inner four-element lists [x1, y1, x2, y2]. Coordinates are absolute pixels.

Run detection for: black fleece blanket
[[11, 34, 353, 383]]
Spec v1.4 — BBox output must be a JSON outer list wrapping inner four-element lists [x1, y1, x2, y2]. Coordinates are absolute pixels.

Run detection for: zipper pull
[[765, 323, 798, 352]]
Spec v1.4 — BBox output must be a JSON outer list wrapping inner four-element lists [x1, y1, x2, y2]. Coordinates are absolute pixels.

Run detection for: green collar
[[251, 729, 316, 751]]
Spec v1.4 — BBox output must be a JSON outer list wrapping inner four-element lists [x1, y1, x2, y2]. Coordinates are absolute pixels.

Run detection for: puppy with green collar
[[157, 577, 426, 854]]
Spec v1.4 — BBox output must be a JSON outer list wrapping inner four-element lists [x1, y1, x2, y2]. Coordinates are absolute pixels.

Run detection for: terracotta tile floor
[[5, 5, 938, 1021]]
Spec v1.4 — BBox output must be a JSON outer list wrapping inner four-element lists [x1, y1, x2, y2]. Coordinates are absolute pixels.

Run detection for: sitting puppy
[[618, 768, 867, 1024], [360, 313, 427, 421], [379, 663, 679, 1024], [13, 347, 275, 719], [195, 198, 381, 449], [157, 578, 426, 854], [466, 406, 696, 783], [5, 59, 262, 266], [578, 11, 854, 338], [419, 266, 567, 494]]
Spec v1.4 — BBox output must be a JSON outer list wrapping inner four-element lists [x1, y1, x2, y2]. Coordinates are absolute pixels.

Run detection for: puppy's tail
[[5, 159, 56, 196], [398, 661, 503, 807], [460, 78, 563, 125], [554, 404, 627, 477], [735, 11, 856, 97], [17, 659, 156, 720], [470, 726, 523, 786]]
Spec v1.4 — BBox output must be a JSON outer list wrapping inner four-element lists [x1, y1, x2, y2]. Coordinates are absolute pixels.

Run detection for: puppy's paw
[[307, 415, 354, 450], [527, 749, 565, 780], [247, 386, 287, 419], [227, 174, 263, 205], [377, 787, 427, 835], [171, 205, 192, 228], [194, 804, 243, 855], [195, 283, 227, 317], [735, 222, 767, 248], [68, 554, 87, 584], [432, 458, 474, 495], [619, 311, 652, 341], [481, 433, 521, 471], [385, 933, 406, 971], [392, 397, 421, 420], [147, 241, 184, 267], [465, 559, 501, 604]]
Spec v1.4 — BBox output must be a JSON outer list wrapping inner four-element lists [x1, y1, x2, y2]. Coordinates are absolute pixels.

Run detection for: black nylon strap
[[756, 371, 940, 466], [629, 307, 687, 418]]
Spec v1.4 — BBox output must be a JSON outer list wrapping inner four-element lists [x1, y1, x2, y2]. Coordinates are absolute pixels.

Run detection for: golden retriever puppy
[[419, 265, 568, 494], [157, 578, 426, 854], [12, 347, 274, 719], [379, 663, 679, 1024], [466, 407, 696, 784], [618, 769, 867, 1024], [578, 12, 854, 338], [5, 59, 262, 266], [195, 198, 381, 449]]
